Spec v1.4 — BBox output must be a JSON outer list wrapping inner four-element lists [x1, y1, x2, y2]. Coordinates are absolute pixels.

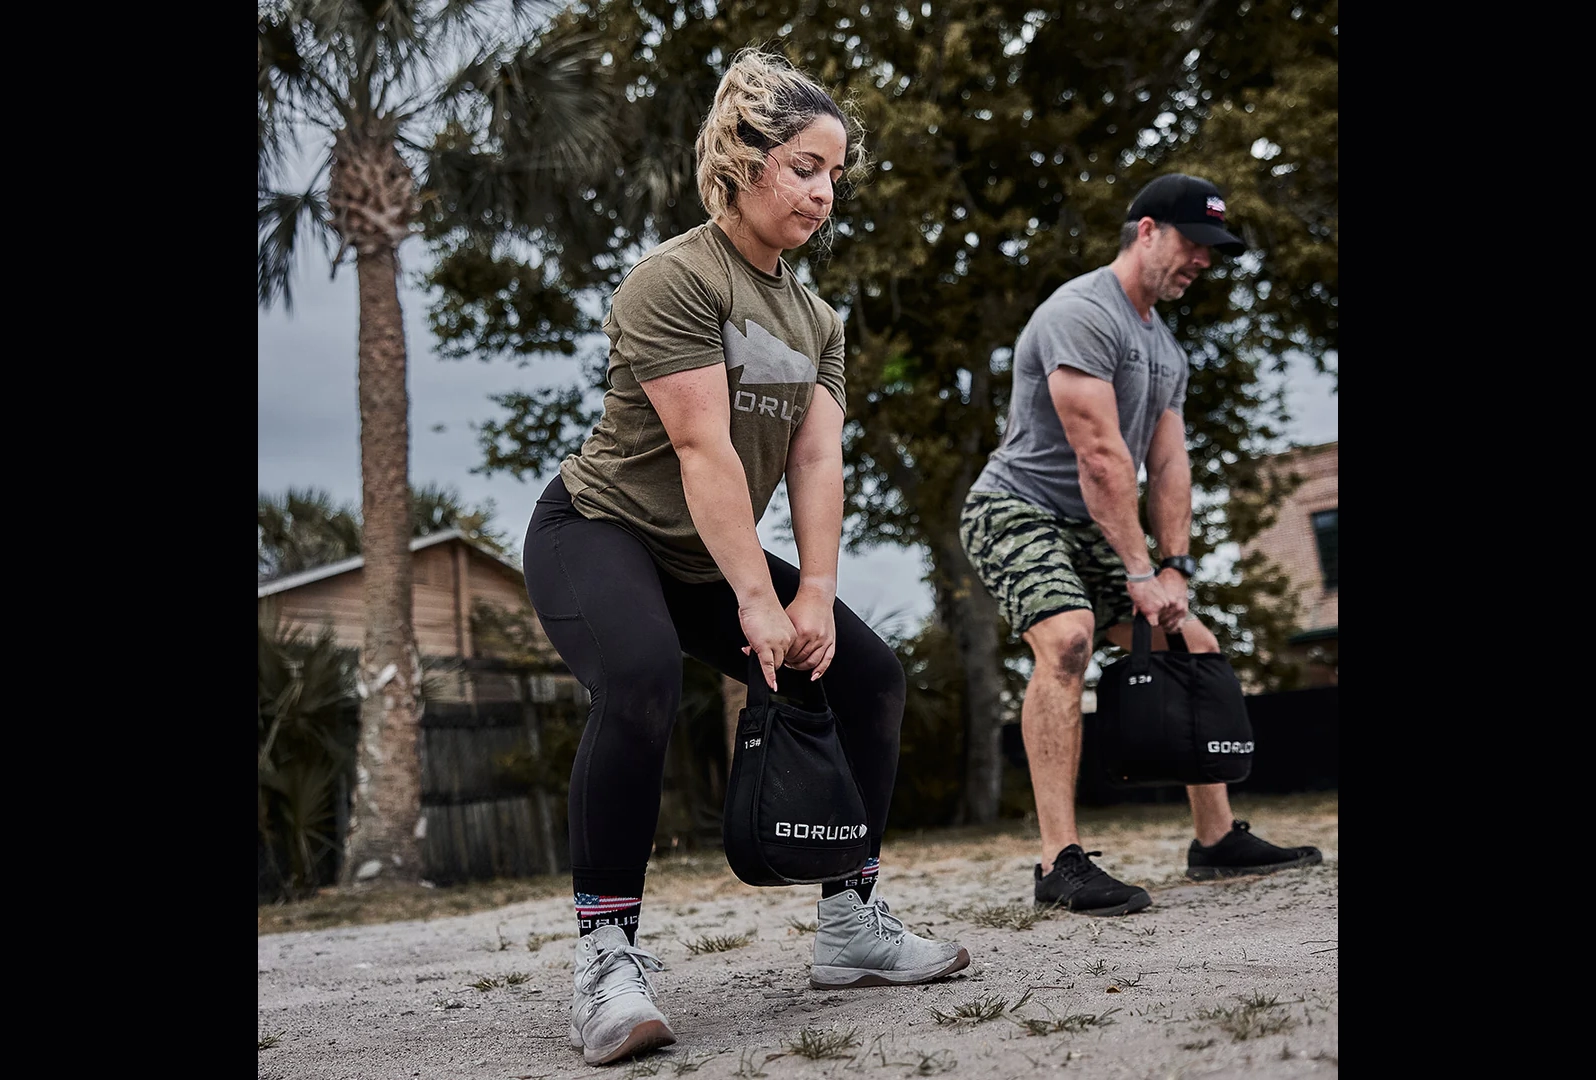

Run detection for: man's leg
[[956, 492, 1150, 915], [1020, 606, 1152, 914], [1020, 609, 1098, 863]]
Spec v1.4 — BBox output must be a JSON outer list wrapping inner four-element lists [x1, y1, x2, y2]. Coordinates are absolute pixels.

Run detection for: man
[[958, 173, 1323, 916]]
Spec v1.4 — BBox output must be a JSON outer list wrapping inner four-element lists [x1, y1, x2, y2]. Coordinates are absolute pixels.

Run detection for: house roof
[[257, 528, 523, 599]]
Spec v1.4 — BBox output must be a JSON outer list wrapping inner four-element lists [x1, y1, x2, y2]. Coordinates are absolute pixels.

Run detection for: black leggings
[[523, 475, 906, 892]]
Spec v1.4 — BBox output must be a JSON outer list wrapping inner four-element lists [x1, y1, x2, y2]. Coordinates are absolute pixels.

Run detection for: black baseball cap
[[1125, 174, 1245, 255]]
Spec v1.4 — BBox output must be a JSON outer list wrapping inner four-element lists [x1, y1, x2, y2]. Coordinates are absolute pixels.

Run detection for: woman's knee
[[826, 633, 906, 735], [852, 634, 906, 706], [594, 654, 683, 736]]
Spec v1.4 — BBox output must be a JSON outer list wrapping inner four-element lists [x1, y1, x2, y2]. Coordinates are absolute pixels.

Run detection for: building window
[[1310, 509, 1338, 589]]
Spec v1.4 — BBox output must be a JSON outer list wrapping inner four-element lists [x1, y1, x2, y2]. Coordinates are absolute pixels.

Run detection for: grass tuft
[[782, 1026, 860, 1060], [258, 1034, 281, 1050], [734, 1048, 770, 1077], [681, 932, 753, 955], [1012, 1006, 1120, 1037], [931, 994, 1010, 1025], [1192, 995, 1298, 1041], [526, 931, 572, 953], [905, 1049, 957, 1074], [954, 902, 1046, 930]]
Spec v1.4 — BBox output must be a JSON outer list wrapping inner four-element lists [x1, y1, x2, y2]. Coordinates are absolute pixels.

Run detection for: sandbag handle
[[1130, 612, 1188, 674], [744, 649, 830, 711]]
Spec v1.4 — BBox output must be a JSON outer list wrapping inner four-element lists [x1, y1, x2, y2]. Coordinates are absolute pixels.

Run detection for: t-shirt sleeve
[[608, 254, 728, 383], [1167, 361, 1189, 418], [1035, 296, 1120, 382], [816, 307, 846, 415]]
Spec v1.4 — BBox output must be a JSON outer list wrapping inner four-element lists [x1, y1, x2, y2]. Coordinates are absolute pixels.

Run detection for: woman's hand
[[739, 596, 798, 691], [784, 585, 837, 681]]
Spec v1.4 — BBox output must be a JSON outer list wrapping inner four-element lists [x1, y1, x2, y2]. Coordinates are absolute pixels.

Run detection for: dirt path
[[258, 794, 1338, 1079]]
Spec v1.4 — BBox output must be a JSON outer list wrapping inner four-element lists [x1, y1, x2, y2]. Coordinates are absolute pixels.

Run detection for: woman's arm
[[640, 364, 794, 689], [783, 389, 846, 678]]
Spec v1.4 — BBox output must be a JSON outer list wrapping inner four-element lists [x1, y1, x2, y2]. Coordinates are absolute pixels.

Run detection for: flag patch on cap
[[1205, 195, 1226, 219]]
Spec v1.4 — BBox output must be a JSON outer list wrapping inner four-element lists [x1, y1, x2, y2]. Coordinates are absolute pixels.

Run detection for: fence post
[[520, 673, 562, 876]]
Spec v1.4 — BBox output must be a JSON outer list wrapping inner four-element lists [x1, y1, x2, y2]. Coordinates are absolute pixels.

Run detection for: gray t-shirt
[[972, 266, 1189, 521]]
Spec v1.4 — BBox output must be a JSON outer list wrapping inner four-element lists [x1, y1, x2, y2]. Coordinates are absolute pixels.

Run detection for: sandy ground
[[258, 795, 1337, 1080]]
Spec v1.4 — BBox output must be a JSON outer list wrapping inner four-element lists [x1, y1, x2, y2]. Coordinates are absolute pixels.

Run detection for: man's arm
[[641, 364, 793, 689], [1144, 407, 1193, 629], [1047, 366, 1175, 627], [1145, 408, 1192, 558], [783, 389, 846, 678], [1047, 367, 1155, 576]]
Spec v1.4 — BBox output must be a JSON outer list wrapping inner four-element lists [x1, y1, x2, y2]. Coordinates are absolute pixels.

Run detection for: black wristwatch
[[1159, 554, 1198, 579]]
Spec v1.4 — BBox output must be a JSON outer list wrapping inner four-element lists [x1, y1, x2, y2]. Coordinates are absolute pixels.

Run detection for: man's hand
[[1154, 567, 1190, 633], [739, 596, 798, 691], [1126, 576, 1178, 630], [783, 585, 837, 681]]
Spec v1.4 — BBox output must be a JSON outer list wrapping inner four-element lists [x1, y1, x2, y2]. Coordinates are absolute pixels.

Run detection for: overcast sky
[[258, 247, 1337, 637]]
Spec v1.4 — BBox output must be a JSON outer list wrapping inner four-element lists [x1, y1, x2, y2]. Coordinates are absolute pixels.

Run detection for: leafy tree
[[427, 0, 1338, 823], [258, 0, 617, 881]]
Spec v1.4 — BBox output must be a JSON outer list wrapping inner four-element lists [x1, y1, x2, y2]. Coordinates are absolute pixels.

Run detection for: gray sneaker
[[811, 889, 972, 989], [568, 925, 676, 1065]]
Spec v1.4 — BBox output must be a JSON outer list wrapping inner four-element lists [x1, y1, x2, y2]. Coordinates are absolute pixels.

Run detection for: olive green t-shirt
[[559, 222, 848, 583]]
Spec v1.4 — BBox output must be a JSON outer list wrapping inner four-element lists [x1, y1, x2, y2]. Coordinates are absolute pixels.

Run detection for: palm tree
[[258, 487, 364, 581], [257, 483, 510, 584], [257, 0, 614, 884], [410, 481, 512, 556]]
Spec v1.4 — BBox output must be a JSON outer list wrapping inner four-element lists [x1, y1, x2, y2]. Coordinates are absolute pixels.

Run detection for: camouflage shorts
[[958, 489, 1134, 645]]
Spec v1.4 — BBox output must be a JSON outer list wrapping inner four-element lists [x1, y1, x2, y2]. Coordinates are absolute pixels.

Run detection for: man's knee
[[1026, 614, 1095, 680]]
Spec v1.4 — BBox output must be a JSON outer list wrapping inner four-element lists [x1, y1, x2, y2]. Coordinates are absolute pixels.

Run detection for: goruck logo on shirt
[[724, 318, 817, 425]]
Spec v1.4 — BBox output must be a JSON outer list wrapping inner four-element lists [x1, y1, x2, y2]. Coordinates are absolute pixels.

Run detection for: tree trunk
[[938, 536, 1006, 825], [342, 244, 424, 886]]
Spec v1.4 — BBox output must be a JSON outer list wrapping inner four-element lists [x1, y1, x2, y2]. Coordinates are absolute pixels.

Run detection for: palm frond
[[487, 22, 617, 175], [258, 486, 362, 580], [258, 188, 335, 313]]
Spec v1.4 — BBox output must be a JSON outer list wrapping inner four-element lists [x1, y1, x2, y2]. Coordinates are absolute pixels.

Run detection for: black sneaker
[[1034, 845, 1152, 916], [1186, 820, 1324, 881]]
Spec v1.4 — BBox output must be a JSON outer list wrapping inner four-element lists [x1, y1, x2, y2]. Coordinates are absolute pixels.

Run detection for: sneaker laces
[[1052, 849, 1111, 890], [578, 940, 665, 1010], [856, 897, 906, 943]]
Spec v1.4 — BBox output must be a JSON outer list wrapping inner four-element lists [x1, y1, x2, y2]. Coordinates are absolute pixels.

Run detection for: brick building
[[1242, 441, 1338, 686]]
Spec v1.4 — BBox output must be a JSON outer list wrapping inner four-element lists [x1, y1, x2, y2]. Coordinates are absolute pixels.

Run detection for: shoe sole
[[1034, 889, 1152, 917], [809, 947, 972, 989], [573, 1020, 677, 1066], [1186, 852, 1324, 881]]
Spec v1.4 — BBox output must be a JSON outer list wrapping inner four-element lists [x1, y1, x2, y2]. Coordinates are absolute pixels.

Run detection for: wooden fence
[[418, 665, 586, 884]]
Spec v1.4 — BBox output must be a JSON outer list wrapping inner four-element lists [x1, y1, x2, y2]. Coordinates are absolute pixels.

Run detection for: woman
[[522, 48, 971, 1066]]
